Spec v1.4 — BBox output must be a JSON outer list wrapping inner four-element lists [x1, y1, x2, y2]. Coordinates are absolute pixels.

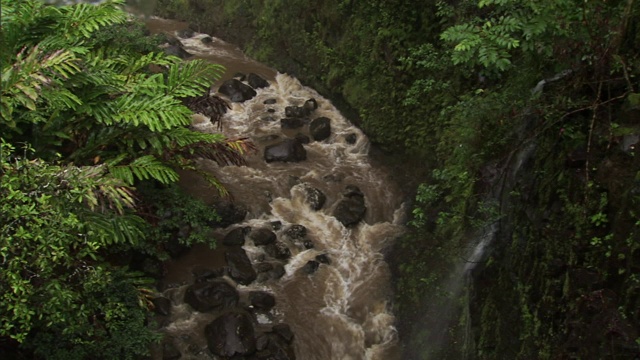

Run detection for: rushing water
[[145, 18, 406, 360]]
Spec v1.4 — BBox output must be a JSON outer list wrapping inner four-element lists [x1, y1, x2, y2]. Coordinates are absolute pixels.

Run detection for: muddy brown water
[[145, 17, 407, 360]]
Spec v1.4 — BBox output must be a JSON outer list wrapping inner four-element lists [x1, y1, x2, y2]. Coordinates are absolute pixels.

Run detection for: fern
[[108, 155, 180, 185], [166, 59, 225, 98]]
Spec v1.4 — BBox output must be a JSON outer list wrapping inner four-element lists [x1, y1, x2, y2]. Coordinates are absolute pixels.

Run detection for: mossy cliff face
[[152, 1, 640, 358]]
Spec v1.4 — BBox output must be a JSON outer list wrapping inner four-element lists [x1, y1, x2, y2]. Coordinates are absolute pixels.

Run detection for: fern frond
[[57, 0, 127, 41], [108, 155, 179, 185], [79, 210, 147, 246], [166, 59, 225, 98]]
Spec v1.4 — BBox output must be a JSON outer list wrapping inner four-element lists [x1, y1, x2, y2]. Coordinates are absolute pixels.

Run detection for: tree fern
[[108, 155, 180, 185], [166, 59, 225, 98]]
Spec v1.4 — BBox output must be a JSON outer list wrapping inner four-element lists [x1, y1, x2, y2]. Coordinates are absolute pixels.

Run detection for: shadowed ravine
[[148, 18, 407, 360]]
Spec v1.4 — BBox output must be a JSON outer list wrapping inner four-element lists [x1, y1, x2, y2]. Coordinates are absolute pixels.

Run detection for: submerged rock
[[205, 311, 256, 357], [264, 139, 307, 163], [310, 117, 331, 141], [248, 72, 270, 89], [218, 78, 257, 102], [184, 280, 239, 312], [332, 185, 367, 227], [225, 247, 257, 285]]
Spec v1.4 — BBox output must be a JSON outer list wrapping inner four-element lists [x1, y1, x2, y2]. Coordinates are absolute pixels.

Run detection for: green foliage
[[0, 142, 149, 346]]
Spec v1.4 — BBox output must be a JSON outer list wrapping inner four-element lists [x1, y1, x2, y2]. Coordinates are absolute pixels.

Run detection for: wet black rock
[[225, 247, 257, 285], [205, 311, 256, 357], [249, 291, 276, 311], [233, 72, 246, 81], [223, 226, 250, 246], [177, 28, 195, 38], [304, 98, 318, 112], [332, 185, 366, 227], [345, 133, 357, 144], [201, 35, 213, 44], [248, 73, 270, 89], [211, 200, 247, 228], [162, 340, 182, 360], [192, 266, 224, 282], [218, 78, 257, 102], [310, 117, 331, 142], [263, 98, 277, 105], [284, 225, 307, 240], [280, 117, 304, 129], [269, 264, 286, 280], [272, 324, 295, 343], [151, 296, 172, 316], [294, 133, 310, 144], [255, 262, 274, 273], [285, 105, 311, 118], [315, 254, 331, 265], [249, 228, 277, 246], [163, 44, 192, 59], [184, 280, 239, 312], [302, 260, 320, 274], [264, 139, 307, 163], [264, 241, 291, 260], [304, 186, 326, 210]]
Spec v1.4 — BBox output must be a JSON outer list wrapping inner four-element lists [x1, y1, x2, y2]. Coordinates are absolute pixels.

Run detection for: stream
[[145, 17, 407, 360]]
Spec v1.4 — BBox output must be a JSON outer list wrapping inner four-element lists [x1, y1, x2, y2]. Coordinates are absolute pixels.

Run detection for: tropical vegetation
[[0, 0, 250, 357]]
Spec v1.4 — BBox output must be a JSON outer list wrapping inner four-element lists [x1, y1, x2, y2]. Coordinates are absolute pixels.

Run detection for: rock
[[201, 36, 213, 44], [294, 133, 310, 144], [302, 240, 314, 249], [264, 241, 291, 260], [304, 186, 326, 210], [302, 260, 320, 274], [272, 324, 295, 343], [233, 72, 246, 81], [315, 254, 331, 265], [269, 264, 286, 280], [223, 226, 250, 246], [264, 139, 307, 163], [345, 133, 357, 144], [304, 98, 318, 112], [177, 28, 195, 38], [184, 280, 239, 312], [280, 117, 304, 129], [218, 79, 257, 102], [283, 225, 307, 240], [249, 291, 276, 311], [192, 266, 224, 282], [211, 200, 247, 227], [205, 311, 256, 357], [248, 73, 270, 89], [284, 105, 310, 118], [249, 228, 277, 246], [225, 247, 257, 285], [162, 341, 182, 360], [163, 44, 192, 59], [270, 221, 282, 230], [255, 262, 274, 273], [332, 185, 366, 227], [309, 117, 331, 142], [255, 333, 296, 360], [152, 296, 172, 316], [263, 98, 277, 105]]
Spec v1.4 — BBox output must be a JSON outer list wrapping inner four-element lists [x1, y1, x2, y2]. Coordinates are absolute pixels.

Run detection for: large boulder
[[264, 241, 291, 261], [211, 200, 247, 227], [249, 291, 276, 311], [285, 105, 311, 118], [304, 185, 326, 210], [218, 79, 257, 102], [184, 280, 239, 312], [163, 44, 192, 59], [264, 139, 307, 163], [225, 247, 257, 285], [223, 226, 250, 246], [249, 228, 277, 246], [248, 73, 270, 89], [309, 117, 331, 142], [280, 117, 305, 129], [205, 311, 256, 357], [332, 185, 366, 227]]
